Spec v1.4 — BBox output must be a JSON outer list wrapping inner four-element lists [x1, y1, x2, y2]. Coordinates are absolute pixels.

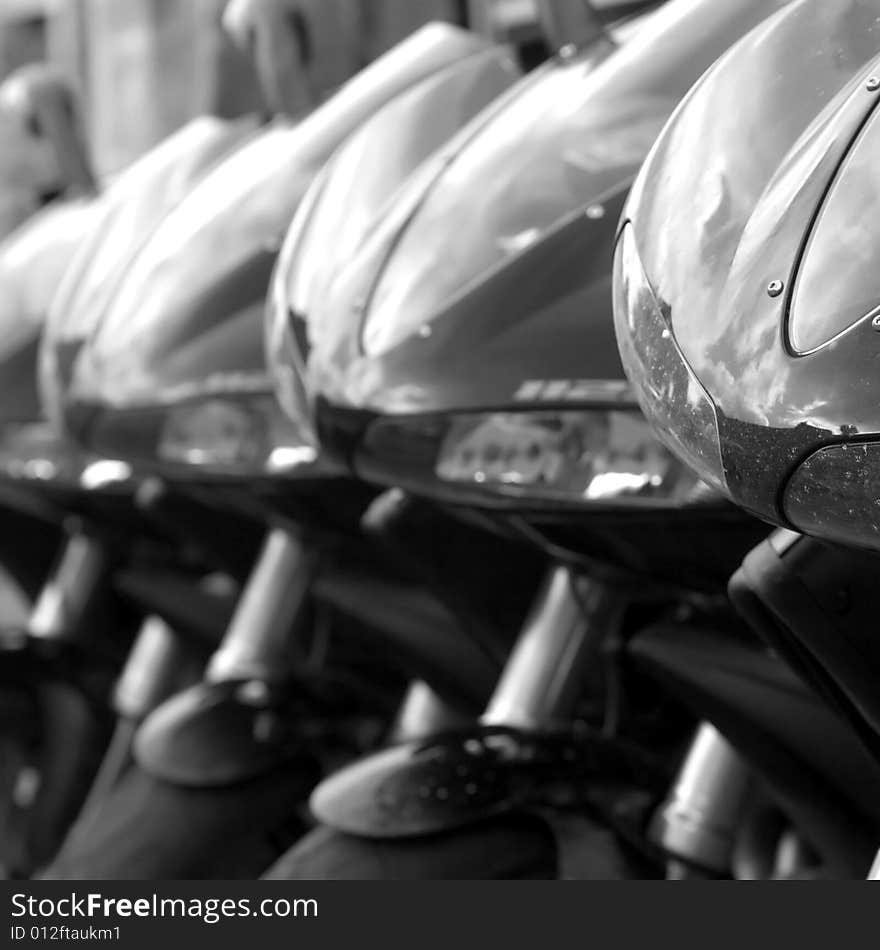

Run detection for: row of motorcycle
[[0, 0, 879, 880]]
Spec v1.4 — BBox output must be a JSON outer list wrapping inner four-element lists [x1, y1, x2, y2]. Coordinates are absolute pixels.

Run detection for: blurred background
[[0, 0, 487, 175]]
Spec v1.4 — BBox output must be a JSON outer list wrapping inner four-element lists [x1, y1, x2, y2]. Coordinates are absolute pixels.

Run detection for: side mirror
[[222, 0, 316, 118], [0, 64, 96, 197]]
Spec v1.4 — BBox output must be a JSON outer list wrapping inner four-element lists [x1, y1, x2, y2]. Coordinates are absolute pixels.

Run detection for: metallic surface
[[41, 113, 259, 428], [389, 681, 473, 742], [281, 0, 792, 497], [482, 568, 619, 729], [28, 534, 107, 641], [112, 616, 192, 721], [53, 25, 515, 462], [650, 724, 751, 874], [617, 0, 880, 528], [206, 529, 315, 682], [0, 197, 100, 427]]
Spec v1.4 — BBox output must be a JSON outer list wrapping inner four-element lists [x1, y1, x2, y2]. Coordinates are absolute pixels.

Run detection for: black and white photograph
[[0, 0, 877, 904]]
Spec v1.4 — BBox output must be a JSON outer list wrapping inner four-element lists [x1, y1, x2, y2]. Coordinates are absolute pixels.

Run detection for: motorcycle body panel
[[49, 26, 521, 469], [0, 197, 100, 426], [616, 0, 880, 528], [286, 0, 789, 433], [266, 0, 787, 587], [40, 114, 261, 426]]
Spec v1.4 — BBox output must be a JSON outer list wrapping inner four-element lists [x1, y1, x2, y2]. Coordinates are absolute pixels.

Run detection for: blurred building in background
[[0, 0, 465, 175]]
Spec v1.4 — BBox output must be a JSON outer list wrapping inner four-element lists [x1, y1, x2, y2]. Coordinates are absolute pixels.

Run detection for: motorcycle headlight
[[157, 393, 316, 474], [0, 422, 83, 484], [154, 392, 317, 477], [80, 372, 317, 479], [360, 406, 710, 510], [612, 224, 726, 494], [435, 409, 700, 504]]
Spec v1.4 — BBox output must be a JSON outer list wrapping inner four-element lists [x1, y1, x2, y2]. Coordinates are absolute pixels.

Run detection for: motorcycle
[[0, 63, 141, 877], [261, 0, 880, 879], [0, 0, 287, 877], [612, 0, 880, 878], [40, 15, 532, 880]]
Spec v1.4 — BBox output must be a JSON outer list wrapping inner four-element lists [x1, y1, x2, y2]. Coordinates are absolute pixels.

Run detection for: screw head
[[871, 314, 880, 331], [767, 280, 784, 298], [868, 76, 880, 91]]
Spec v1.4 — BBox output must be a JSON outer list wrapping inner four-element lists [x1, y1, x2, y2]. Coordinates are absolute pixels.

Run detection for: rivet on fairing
[[586, 204, 605, 220], [868, 76, 880, 92], [871, 314, 880, 331], [767, 280, 784, 298]]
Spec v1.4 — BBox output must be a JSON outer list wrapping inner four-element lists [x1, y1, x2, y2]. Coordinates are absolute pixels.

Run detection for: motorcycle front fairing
[[55, 24, 519, 489], [40, 113, 261, 429], [0, 194, 115, 536], [53, 29, 546, 798], [267, 43, 525, 450], [280, 0, 830, 851], [0, 198, 100, 431], [615, 0, 880, 530], [298, 0, 788, 417], [0, 196, 105, 606], [289, 0, 786, 588]]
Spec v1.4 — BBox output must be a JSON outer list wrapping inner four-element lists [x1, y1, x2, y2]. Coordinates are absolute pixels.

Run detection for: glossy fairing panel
[[0, 198, 100, 425], [620, 0, 880, 523], [266, 44, 525, 434], [40, 114, 260, 423], [302, 0, 793, 431], [281, 49, 523, 320], [56, 24, 509, 435]]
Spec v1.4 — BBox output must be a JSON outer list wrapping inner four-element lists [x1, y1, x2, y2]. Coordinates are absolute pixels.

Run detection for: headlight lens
[[156, 394, 316, 476], [434, 409, 706, 505], [0, 422, 82, 483], [612, 224, 726, 494]]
